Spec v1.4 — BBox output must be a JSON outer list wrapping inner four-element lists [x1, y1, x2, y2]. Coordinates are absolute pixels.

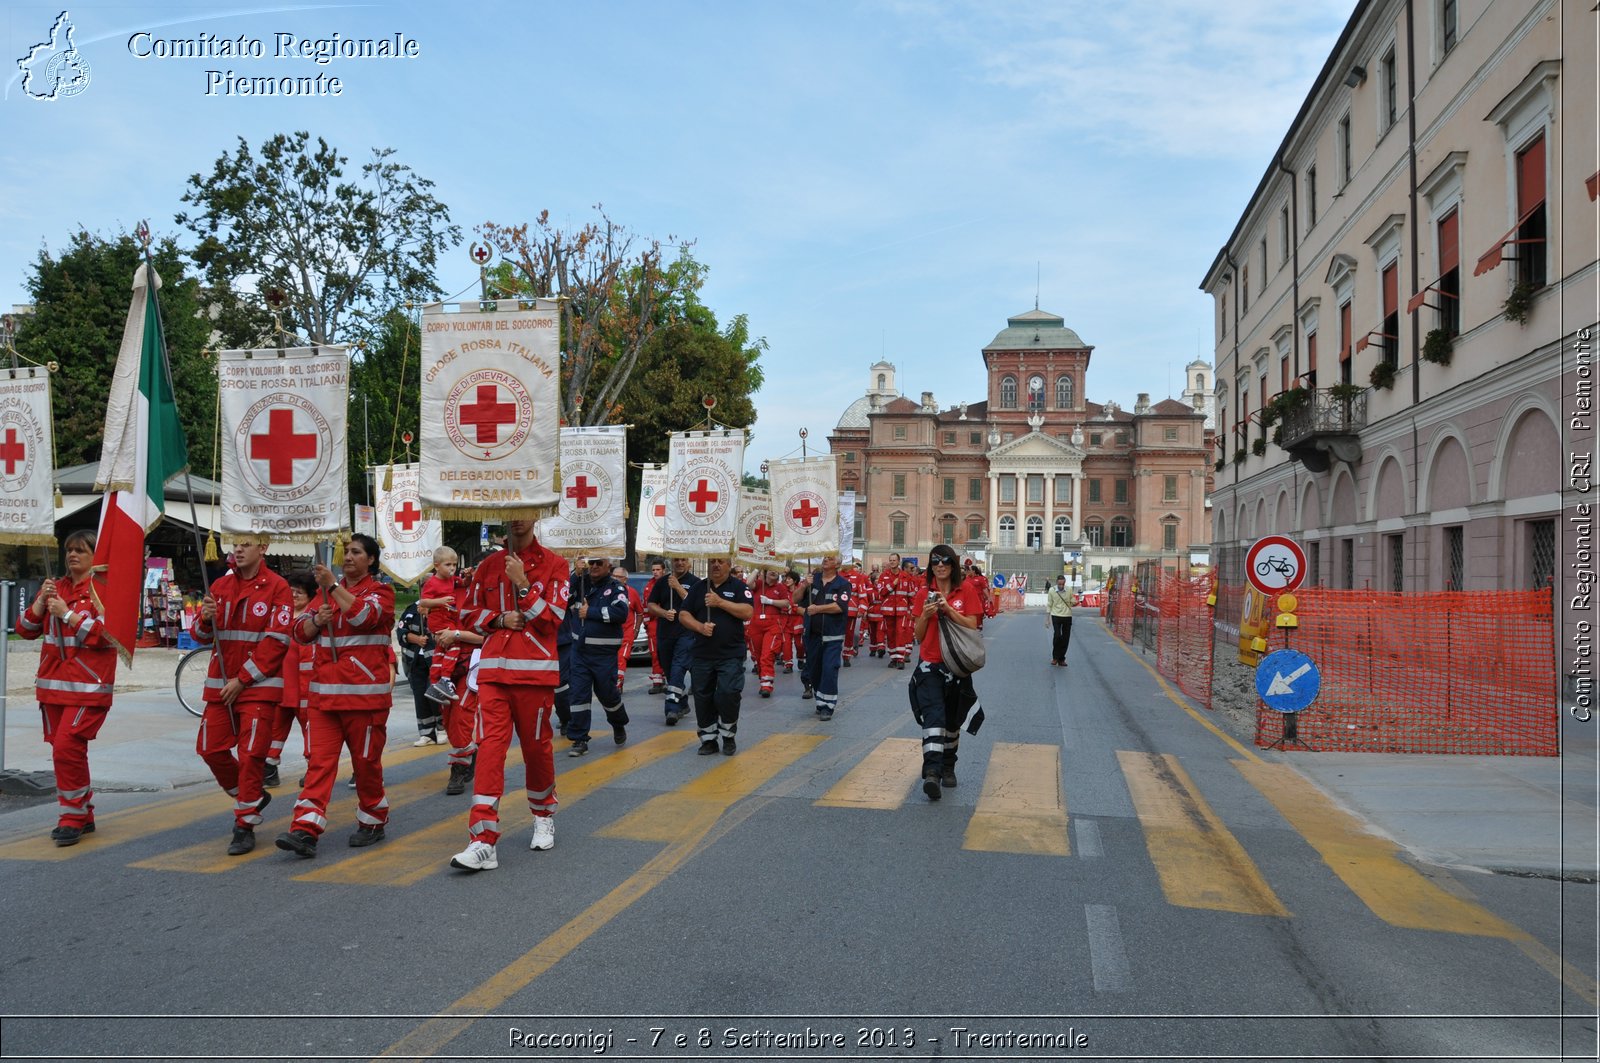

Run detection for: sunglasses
[[929, 556, 954, 566]]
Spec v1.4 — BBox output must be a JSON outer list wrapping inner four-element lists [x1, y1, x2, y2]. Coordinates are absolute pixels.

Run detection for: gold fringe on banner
[[0, 532, 60, 547], [381, 464, 393, 492], [53, 485, 63, 508], [378, 563, 423, 589], [552, 460, 561, 493], [204, 530, 220, 561], [333, 538, 345, 566], [425, 505, 560, 524]]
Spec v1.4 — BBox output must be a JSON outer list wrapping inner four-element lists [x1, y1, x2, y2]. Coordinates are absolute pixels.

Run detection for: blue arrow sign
[[1255, 648, 1321, 714]]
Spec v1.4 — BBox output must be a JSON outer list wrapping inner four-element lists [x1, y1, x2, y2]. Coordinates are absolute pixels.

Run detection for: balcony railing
[[1277, 387, 1367, 472]]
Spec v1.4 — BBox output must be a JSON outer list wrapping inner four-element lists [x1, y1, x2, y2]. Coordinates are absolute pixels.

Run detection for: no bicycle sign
[[1245, 535, 1307, 596]]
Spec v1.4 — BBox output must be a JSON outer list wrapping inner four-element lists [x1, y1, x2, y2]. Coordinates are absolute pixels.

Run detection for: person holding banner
[[647, 557, 701, 725], [190, 533, 293, 856], [909, 544, 985, 801], [449, 518, 568, 872], [677, 556, 754, 755], [16, 530, 117, 847], [562, 556, 631, 757], [275, 534, 395, 859], [800, 554, 852, 720]]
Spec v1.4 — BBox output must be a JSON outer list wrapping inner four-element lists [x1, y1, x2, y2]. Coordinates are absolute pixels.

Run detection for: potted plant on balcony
[[1502, 281, 1535, 325], [1231, 448, 1245, 465], [1252, 436, 1267, 456], [1328, 381, 1363, 428], [1422, 328, 1453, 366], [1368, 359, 1397, 391], [1214, 457, 1224, 472]]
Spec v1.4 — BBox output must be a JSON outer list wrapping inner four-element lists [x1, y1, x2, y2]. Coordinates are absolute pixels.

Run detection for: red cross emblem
[[754, 522, 772, 544], [653, 501, 667, 518], [458, 384, 518, 445], [0, 427, 25, 475], [791, 498, 821, 528], [565, 475, 599, 509], [688, 479, 719, 513], [393, 500, 423, 531], [249, 408, 318, 485]]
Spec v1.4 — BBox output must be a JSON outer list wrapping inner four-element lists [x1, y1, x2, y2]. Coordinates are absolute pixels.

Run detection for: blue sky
[[2, 0, 1354, 471]]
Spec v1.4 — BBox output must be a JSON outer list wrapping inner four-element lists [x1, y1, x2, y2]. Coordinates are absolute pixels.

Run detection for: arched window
[[1056, 376, 1073, 408], [1025, 516, 1044, 547], [1196, 372, 1206, 389], [1084, 521, 1104, 547], [877, 373, 886, 390], [1027, 380, 1046, 413], [1000, 375, 1017, 409], [1054, 516, 1071, 547], [1110, 517, 1133, 548], [998, 515, 1016, 547]]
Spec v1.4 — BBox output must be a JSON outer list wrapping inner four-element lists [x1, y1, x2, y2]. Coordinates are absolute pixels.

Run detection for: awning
[[1473, 204, 1542, 276], [1588, 171, 1599, 202]]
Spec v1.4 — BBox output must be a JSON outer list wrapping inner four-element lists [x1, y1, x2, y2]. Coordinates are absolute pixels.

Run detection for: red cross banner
[[418, 303, 561, 519], [768, 454, 839, 559], [0, 366, 58, 546], [217, 347, 350, 539], [633, 463, 668, 557], [536, 425, 628, 559], [663, 429, 745, 558], [735, 488, 781, 570], [374, 462, 439, 586]]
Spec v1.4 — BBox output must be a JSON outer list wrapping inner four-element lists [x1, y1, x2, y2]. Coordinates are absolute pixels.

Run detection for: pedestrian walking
[[647, 556, 701, 724], [562, 556, 631, 757], [678, 556, 753, 755], [800, 554, 851, 719], [908, 544, 985, 801], [1047, 574, 1076, 666]]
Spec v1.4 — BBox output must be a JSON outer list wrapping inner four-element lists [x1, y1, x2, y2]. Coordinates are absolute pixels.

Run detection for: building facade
[[1201, 0, 1594, 605], [829, 309, 1211, 583]]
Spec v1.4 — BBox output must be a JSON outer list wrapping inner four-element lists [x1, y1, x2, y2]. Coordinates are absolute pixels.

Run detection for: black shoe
[[697, 740, 720, 756], [843, 657, 852, 667], [721, 736, 736, 756], [445, 763, 470, 796], [665, 709, 681, 725], [262, 763, 281, 789], [941, 769, 958, 788], [801, 686, 814, 700], [227, 828, 256, 856], [751, 664, 759, 674], [349, 824, 386, 848], [649, 681, 664, 694], [758, 688, 771, 698], [50, 821, 95, 843], [782, 664, 793, 674], [568, 741, 590, 758], [922, 773, 942, 801], [275, 830, 318, 858], [612, 721, 627, 745], [817, 710, 833, 721]]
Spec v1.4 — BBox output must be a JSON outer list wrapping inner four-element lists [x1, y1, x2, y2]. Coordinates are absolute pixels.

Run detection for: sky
[[0, 0, 1355, 473]]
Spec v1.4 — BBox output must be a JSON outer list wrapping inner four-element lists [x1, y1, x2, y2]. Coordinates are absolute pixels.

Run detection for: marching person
[[431, 619, 484, 796], [880, 553, 918, 669], [190, 533, 293, 856], [841, 558, 871, 667], [781, 569, 805, 674], [1047, 574, 1076, 666], [799, 553, 851, 720], [753, 568, 793, 698], [563, 556, 631, 757], [678, 555, 754, 755], [16, 530, 117, 847], [614, 565, 643, 690], [276, 535, 395, 858], [642, 559, 665, 693], [449, 518, 568, 872], [866, 564, 887, 659], [265, 570, 318, 789], [908, 544, 985, 801], [646, 556, 701, 725]]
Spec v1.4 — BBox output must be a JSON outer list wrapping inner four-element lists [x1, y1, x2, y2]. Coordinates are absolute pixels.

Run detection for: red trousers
[[868, 615, 886, 652], [746, 619, 775, 675], [40, 704, 107, 829], [469, 681, 556, 846], [888, 612, 915, 662], [291, 707, 390, 839], [267, 702, 306, 765], [197, 701, 276, 828], [646, 620, 662, 684], [444, 686, 477, 767]]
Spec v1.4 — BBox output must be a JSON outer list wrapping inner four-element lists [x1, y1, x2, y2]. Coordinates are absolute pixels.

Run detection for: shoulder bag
[[938, 611, 987, 678]]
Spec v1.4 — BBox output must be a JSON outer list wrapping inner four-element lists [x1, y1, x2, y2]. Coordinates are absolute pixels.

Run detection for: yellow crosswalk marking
[[1235, 759, 1518, 937], [816, 737, 922, 809], [301, 731, 697, 887], [598, 733, 827, 843], [0, 743, 445, 863], [1118, 750, 1288, 916], [963, 742, 1070, 856]]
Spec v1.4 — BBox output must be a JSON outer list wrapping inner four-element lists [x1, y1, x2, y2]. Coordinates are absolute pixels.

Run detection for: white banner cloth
[[536, 425, 628, 558], [634, 464, 668, 557], [735, 488, 780, 570], [0, 366, 57, 546], [838, 490, 856, 564], [218, 347, 350, 538], [768, 455, 839, 558], [374, 463, 439, 586], [418, 304, 560, 518], [663, 430, 744, 557]]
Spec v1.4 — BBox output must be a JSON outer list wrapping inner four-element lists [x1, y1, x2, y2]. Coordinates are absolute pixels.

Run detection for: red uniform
[[641, 575, 663, 689], [269, 618, 313, 771], [841, 568, 871, 661], [16, 575, 117, 831], [617, 583, 644, 686], [880, 568, 919, 665], [190, 566, 293, 829], [291, 575, 395, 840], [460, 536, 569, 846], [748, 573, 791, 695], [865, 570, 886, 656], [422, 572, 466, 685]]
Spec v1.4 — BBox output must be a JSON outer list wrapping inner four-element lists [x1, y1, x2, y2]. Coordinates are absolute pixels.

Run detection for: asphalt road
[[0, 611, 1593, 1062]]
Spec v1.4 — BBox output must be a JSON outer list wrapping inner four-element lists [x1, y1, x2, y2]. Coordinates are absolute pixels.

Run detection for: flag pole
[[136, 222, 214, 603]]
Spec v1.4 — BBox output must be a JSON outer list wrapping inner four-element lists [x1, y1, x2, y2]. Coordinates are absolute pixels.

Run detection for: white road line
[[1084, 903, 1132, 992], [1074, 819, 1103, 857]]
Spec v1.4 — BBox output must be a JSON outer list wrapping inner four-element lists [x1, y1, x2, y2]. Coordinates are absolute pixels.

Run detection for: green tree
[[178, 131, 460, 345], [15, 229, 215, 476]]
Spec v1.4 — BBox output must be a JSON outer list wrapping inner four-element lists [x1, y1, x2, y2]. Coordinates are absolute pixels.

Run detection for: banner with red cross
[[633, 463, 668, 557], [536, 425, 627, 559], [663, 429, 744, 558], [0, 366, 58, 546], [768, 454, 839, 559], [217, 347, 350, 539], [735, 488, 781, 570], [418, 304, 561, 519], [373, 462, 440, 586]]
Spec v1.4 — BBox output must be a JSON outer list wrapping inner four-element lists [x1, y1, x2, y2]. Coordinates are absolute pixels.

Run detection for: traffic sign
[[1255, 648, 1321, 714], [1246, 534, 1307, 595]]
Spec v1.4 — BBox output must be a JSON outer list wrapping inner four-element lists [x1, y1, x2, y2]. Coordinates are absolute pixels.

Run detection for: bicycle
[[174, 646, 211, 718]]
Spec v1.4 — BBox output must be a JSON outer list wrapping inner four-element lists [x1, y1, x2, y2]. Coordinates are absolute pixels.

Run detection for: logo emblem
[[561, 460, 611, 525], [783, 490, 828, 535], [674, 458, 731, 527], [444, 370, 532, 461], [0, 399, 43, 495], [387, 492, 426, 544], [236, 396, 332, 502], [252, 602, 268, 618], [18, 11, 91, 101]]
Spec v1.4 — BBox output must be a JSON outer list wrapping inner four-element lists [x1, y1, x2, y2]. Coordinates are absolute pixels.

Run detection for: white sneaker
[[529, 816, 555, 851], [412, 733, 438, 747], [449, 840, 498, 872]]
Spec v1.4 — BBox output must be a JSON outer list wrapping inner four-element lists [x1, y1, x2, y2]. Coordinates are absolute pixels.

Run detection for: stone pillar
[[988, 471, 999, 544], [1072, 472, 1082, 541], [1042, 471, 1053, 551]]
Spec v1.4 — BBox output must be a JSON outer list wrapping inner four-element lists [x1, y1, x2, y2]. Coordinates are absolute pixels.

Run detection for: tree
[[15, 229, 215, 476], [479, 207, 700, 426], [177, 131, 460, 345]]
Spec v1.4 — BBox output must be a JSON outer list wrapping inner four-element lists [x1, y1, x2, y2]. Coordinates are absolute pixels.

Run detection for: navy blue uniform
[[803, 572, 851, 717], [649, 569, 701, 722], [563, 572, 631, 748], [681, 575, 753, 747]]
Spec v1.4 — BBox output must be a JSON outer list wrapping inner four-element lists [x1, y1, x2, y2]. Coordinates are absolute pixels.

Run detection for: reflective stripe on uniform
[[307, 681, 394, 696]]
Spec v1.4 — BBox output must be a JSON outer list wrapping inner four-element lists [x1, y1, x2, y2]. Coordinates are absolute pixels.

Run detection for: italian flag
[[93, 263, 189, 661]]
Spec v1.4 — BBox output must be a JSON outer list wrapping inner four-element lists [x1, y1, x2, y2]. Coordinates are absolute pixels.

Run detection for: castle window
[[1000, 375, 1017, 409], [1056, 376, 1073, 408]]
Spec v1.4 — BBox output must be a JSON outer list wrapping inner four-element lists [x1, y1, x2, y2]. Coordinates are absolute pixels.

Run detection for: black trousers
[[1051, 615, 1073, 663]]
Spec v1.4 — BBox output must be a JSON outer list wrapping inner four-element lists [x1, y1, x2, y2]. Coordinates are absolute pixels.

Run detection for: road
[[0, 611, 1593, 1062]]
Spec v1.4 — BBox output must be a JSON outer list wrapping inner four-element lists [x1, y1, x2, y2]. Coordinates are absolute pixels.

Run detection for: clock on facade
[[1028, 375, 1044, 393]]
